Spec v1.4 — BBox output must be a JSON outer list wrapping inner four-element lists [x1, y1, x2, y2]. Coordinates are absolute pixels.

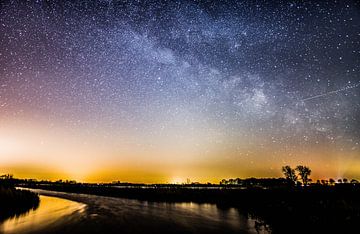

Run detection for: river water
[[0, 189, 266, 234]]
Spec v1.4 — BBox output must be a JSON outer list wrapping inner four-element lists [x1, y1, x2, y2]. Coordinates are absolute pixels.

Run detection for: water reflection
[[1, 189, 266, 234], [0, 195, 86, 234], [137, 201, 251, 231]]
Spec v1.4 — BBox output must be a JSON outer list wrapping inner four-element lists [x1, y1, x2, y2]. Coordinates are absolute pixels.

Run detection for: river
[[0, 189, 266, 234]]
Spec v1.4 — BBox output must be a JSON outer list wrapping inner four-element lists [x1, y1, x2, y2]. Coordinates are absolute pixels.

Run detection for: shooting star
[[300, 81, 360, 102]]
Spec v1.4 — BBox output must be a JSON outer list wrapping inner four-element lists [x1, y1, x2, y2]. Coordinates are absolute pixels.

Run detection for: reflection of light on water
[[173, 203, 244, 229], [0, 195, 86, 234], [139, 201, 257, 232]]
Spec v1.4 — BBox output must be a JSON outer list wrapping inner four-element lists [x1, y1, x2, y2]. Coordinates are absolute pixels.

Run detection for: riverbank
[[0, 186, 40, 221], [21, 183, 360, 234]]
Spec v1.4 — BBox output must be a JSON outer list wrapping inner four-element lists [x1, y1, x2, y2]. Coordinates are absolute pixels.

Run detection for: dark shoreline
[[0, 187, 40, 222], [21, 183, 360, 234]]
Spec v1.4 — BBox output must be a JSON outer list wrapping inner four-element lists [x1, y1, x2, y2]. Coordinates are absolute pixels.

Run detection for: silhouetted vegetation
[[295, 165, 312, 185], [219, 177, 289, 188], [281, 165, 312, 186], [0, 174, 40, 221], [281, 165, 297, 185]]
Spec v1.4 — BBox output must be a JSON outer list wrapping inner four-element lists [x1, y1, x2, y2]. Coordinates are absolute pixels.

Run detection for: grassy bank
[[0, 179, 40, 221]]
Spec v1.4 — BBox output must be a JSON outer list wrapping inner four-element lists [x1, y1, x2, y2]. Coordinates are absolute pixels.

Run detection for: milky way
[[0, 0, 359, 182]]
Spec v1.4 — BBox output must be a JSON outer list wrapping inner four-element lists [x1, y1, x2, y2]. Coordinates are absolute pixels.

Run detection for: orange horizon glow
[[1, 118, 359, 183], [1, 117, 360, 184]]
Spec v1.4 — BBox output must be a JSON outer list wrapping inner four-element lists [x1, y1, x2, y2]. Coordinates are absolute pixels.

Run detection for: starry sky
[[0, 0, 359, 183]]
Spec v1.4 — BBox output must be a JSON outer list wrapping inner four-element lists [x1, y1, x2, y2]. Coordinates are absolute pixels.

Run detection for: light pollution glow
[[1, 117, 359, 183], [0, 1, 359, 183]]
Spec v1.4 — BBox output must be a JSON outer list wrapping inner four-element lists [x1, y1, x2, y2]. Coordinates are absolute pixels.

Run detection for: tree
[[350, 179, 359, 184], [296, 165, 312, 186], [220, 179, 228, 185], [282, 166, 297, 185]]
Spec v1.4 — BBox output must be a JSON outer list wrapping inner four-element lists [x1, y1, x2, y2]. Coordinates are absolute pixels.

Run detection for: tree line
[[220, 165, 359, 187]]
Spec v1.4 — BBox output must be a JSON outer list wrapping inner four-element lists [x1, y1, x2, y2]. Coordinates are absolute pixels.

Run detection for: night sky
[[0, 0, 359, 183]]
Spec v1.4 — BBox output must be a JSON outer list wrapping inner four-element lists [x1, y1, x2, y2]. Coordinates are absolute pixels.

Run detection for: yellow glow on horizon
[[169, 177, 185, 184], [0, 118, 359, 183]]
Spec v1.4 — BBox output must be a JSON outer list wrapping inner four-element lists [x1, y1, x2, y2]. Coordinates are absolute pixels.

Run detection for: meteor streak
[[300, 81, 360, 102]]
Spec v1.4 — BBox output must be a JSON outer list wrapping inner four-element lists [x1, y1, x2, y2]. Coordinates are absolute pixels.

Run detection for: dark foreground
[[21, 183, 360, 234], [0, 185, 39, 222]]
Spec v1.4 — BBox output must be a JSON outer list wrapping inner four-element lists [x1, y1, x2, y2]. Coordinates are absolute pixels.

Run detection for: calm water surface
[[0, 189, 267, 234], [0, 194, 86, 234]]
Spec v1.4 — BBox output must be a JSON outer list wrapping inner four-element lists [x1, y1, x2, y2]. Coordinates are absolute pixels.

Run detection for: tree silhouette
[[350, 179, 359, 184], [282, 166, 297, 185], [220, 179, 227, 185], [295, 165, 311, 185]]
